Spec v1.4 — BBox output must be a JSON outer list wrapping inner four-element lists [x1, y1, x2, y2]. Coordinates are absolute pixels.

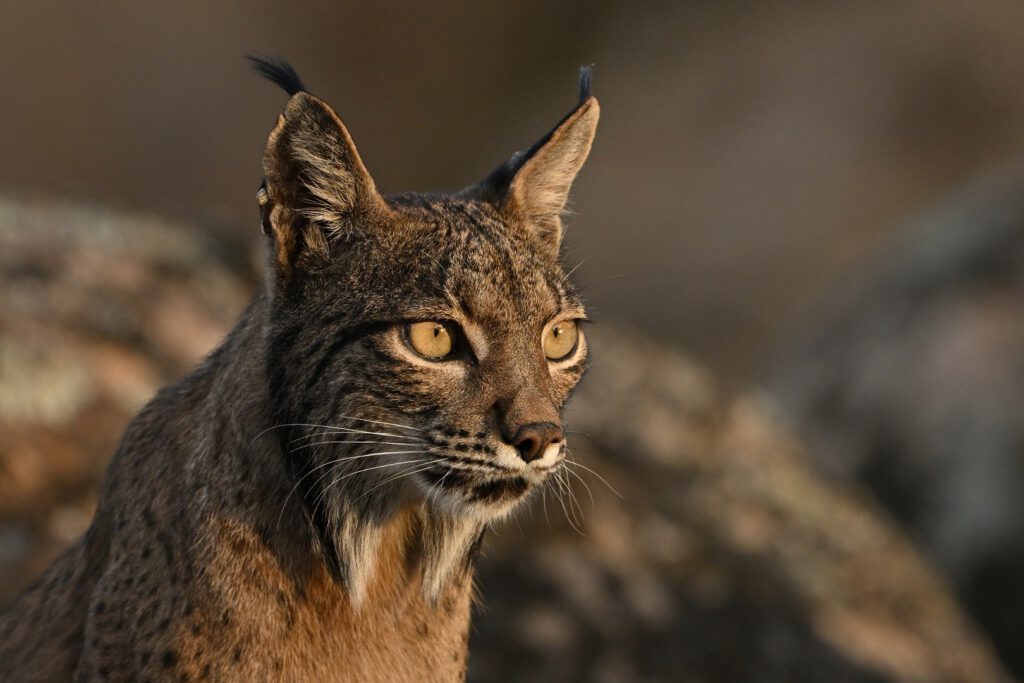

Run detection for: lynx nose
[[510, 422, 563, 463]]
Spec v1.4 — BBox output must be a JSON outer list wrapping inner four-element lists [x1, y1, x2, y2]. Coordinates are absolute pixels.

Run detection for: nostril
[[511, 422, 563, 463], [516, 436, 542, 462]]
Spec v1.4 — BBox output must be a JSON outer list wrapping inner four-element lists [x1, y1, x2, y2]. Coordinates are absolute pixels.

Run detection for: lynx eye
[[406, 321, 457, 360], [543, 320, 579, 361]]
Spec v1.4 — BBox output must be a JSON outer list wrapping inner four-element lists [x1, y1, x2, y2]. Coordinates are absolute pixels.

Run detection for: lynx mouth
[[419, 465, 533, 509]]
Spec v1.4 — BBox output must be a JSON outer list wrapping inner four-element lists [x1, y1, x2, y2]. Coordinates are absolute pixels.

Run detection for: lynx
[[0, 58, 599, 682]]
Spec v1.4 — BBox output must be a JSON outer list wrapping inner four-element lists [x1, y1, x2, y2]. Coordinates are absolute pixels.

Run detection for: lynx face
[[253, 59, 598, 531], [271, 196, 589, 521]]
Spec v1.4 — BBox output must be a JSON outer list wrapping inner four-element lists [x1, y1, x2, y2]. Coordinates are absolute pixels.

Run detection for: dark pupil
[[553, 326, 561, 337], [433, 326, 442, 337]]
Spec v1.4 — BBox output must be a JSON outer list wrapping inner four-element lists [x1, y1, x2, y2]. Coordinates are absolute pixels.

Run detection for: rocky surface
[[772, 170, 1024, 676], [0, 194, 254, 597], [0, 195, 1012, 681]]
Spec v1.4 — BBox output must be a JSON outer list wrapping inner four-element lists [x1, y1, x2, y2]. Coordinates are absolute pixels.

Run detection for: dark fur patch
[[578, 64, 593, 102], [247, 55, 307, 96], [421, 467, 469, 491], [462, 529, 487, 574], [479, 65, 596, 197], [470, 478, 529, 503]]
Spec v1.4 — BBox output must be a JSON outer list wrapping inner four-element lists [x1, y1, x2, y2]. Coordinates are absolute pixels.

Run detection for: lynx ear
[[253, 58, 388, 272], [480, 66, 600, 252]]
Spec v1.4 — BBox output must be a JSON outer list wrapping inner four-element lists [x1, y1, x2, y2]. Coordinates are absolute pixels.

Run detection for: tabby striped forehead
[[355, 196, 584, 329]]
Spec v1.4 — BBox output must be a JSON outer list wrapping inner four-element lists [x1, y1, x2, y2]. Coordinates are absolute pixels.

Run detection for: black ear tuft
[[247, 55, 307, 96], [478, 65, 598, 198], [578, 64, 593, 104]]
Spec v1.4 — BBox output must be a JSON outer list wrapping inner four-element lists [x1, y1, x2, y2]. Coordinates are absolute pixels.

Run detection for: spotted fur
[[0, 59, 599, 682]]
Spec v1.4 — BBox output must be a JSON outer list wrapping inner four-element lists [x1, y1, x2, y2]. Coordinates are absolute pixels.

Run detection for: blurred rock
[[772, 170, 1024, 675], [0, 195, 1011, 681], [0, 193, 253, 594]]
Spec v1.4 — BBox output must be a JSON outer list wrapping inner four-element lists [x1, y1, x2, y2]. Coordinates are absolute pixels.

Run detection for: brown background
[[5, 1, 1024, 380]]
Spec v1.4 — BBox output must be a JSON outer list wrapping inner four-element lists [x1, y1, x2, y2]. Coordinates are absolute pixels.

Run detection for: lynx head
[[250, 58, 598, 598]]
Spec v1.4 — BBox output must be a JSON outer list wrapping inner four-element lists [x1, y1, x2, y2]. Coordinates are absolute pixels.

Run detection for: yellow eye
[[406, 321, 456, 360], [543, 320, 579, 361]]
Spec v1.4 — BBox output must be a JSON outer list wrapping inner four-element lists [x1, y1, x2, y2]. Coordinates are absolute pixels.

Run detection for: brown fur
[[0, 61, 598, 681]]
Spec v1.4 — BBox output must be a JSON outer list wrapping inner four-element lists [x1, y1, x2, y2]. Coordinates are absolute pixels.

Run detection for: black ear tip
[[578, 64, 594, 103], [247, 54, 307, 96]]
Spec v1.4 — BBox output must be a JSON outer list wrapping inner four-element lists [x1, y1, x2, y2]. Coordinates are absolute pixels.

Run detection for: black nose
[[510, 422, 563, 463]]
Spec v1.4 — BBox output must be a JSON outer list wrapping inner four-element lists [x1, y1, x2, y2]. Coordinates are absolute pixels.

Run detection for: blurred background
[[2, 2, 1023, 681]]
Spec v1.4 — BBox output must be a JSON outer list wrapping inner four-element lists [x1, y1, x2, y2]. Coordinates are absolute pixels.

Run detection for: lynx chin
[[0, 57, 599, 682]]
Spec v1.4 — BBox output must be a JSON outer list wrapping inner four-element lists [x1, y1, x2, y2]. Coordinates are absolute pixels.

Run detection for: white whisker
[[311, 425, 421, 441], [354, 460, 446, 505], [541, 486, 552, 529], [253, 421, 341, 441], [564, 451, 624, 499], [426, 465, 455, 505], [256, 422, 418, 443], [551, 469, 584, 536], [275, 449, 426, 529], [289, 429, 419, 445], [566, 470, 588, 528], [561, 259, 586, 284], [313, 457, 432, 513], [333, 414, 423, 432], [563, 465, 596, 513], [290, 439, 420, 453], [558, 468, 586, 530]]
